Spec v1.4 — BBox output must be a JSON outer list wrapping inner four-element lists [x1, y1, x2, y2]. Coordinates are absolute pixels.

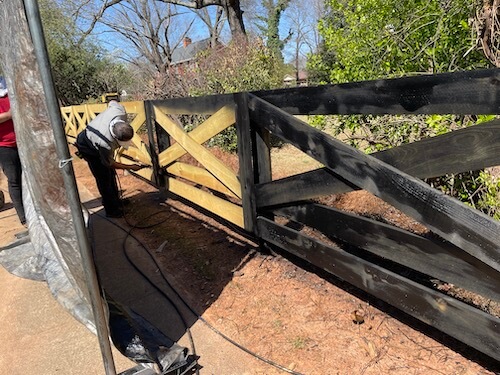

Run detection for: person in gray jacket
[[76, 100, 144, 218]]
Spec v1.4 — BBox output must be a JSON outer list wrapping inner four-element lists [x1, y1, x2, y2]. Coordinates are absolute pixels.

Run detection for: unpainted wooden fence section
[[61, 101, 154, 181], [62, 68, 500, 362], [150, 98, 244, 227]]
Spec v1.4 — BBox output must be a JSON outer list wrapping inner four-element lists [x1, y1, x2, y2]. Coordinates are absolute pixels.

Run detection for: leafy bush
[[305, 0, 498, 219], [308, 0, 488, 84], [193, 37, 285, 96], [186, 37, 286, 152], [430, 170, 500, 220]]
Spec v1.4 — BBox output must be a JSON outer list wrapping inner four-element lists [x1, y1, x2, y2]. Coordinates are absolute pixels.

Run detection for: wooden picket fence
[[61, 68, 500, 362]]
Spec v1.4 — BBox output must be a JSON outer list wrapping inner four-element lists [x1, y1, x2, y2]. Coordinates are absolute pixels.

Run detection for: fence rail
[[61, 68, 500, 362]]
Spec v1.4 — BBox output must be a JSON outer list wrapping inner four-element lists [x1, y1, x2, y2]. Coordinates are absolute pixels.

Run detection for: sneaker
[[106, 210, 123, 218]]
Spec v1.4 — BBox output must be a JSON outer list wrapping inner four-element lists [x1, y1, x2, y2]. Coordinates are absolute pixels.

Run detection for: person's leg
[[84, 155, 122, 215], [0, 146, 25, 224]]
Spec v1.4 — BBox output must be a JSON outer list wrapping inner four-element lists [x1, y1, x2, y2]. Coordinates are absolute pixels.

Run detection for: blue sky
[[78, 1, 320, 66]]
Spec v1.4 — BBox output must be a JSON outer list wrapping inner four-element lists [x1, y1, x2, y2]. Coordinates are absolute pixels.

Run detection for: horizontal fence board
[[166, 162, 238, 198], [155, 108, 242, 199], [158, 104, 236, 167], [253, 68, 500, 115], [168, 177, 244, 228], [255, 119, 500, 207], [273, 204, 500, 302], [257, 217, 500, 361], [256, 168, 357, 207], [150, 94, 233, 115], [121, 101, 147, 114], [85, 103, 108, 113], [376, 119, 500, 178], [249, 95, 500, 272]]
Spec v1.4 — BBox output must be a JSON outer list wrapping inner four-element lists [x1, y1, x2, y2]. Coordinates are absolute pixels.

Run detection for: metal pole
[[22, 1, 117, 374]]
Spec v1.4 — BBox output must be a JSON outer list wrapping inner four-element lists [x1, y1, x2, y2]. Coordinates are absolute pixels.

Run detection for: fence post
[[249, 93, 274, 240], [144, 100, 165, 192], [235, 92, 273, 235], [253, 104, 272, 186], [235, 92, 257, 234]]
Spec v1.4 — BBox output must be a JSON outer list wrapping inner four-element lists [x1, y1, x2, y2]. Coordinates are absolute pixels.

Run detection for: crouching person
[[76, 101, 145, 218]]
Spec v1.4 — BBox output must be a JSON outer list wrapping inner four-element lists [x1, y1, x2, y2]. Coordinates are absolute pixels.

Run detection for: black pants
[[0, 146, 25, 224], [80, 152, 121, 215]]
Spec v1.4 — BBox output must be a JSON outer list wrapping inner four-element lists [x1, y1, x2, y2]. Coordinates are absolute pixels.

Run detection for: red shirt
[[0, 95, 16, 147]]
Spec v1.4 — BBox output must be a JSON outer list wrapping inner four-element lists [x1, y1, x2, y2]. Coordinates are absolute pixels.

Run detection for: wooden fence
[[62, 68, 500, 362]]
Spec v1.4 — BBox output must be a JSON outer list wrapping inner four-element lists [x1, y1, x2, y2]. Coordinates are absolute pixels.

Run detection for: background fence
[[62, 68, 500, 362]]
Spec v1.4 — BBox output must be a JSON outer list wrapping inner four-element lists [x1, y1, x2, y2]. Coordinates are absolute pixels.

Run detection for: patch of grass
[[290, 336, 308, 349], [272, 319, 283, 331]]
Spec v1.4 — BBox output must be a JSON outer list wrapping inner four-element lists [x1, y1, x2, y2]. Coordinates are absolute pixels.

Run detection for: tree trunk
[[223, 0, 246, 37]]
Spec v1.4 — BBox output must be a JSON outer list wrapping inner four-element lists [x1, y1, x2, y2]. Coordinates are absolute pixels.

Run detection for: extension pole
[[22, 1, 117, 374]]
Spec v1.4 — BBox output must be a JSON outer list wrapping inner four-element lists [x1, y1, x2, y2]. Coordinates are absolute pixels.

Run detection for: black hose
[[98, 202, 305, 375]]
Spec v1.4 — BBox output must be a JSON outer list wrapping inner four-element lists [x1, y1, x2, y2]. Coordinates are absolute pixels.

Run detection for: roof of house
[[283, 71, 309, 82], [171, 38, 211, 65]]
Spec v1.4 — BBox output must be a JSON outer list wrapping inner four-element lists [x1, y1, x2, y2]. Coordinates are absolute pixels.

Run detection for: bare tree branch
[[192, 6, 225, 46], [96, 0, 194, 74], [76, 0, 245, 44], [77, 0, 124, 45], [475, 0, 500, 66]]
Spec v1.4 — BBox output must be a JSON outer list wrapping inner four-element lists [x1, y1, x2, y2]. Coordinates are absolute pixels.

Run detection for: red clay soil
[[72, 145, 499, 375]]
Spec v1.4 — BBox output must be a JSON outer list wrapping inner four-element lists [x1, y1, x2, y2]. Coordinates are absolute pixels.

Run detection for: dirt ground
[[72, 144, 500, 375]]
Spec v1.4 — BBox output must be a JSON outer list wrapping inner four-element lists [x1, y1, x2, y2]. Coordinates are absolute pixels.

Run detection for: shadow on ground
[[87, 190, 258, 346], [0, 202, 14, 212], [86, 189, 500, 374]]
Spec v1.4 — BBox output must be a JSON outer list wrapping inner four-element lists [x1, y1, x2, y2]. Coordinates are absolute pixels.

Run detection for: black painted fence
[[147, 68, 500, 361]]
